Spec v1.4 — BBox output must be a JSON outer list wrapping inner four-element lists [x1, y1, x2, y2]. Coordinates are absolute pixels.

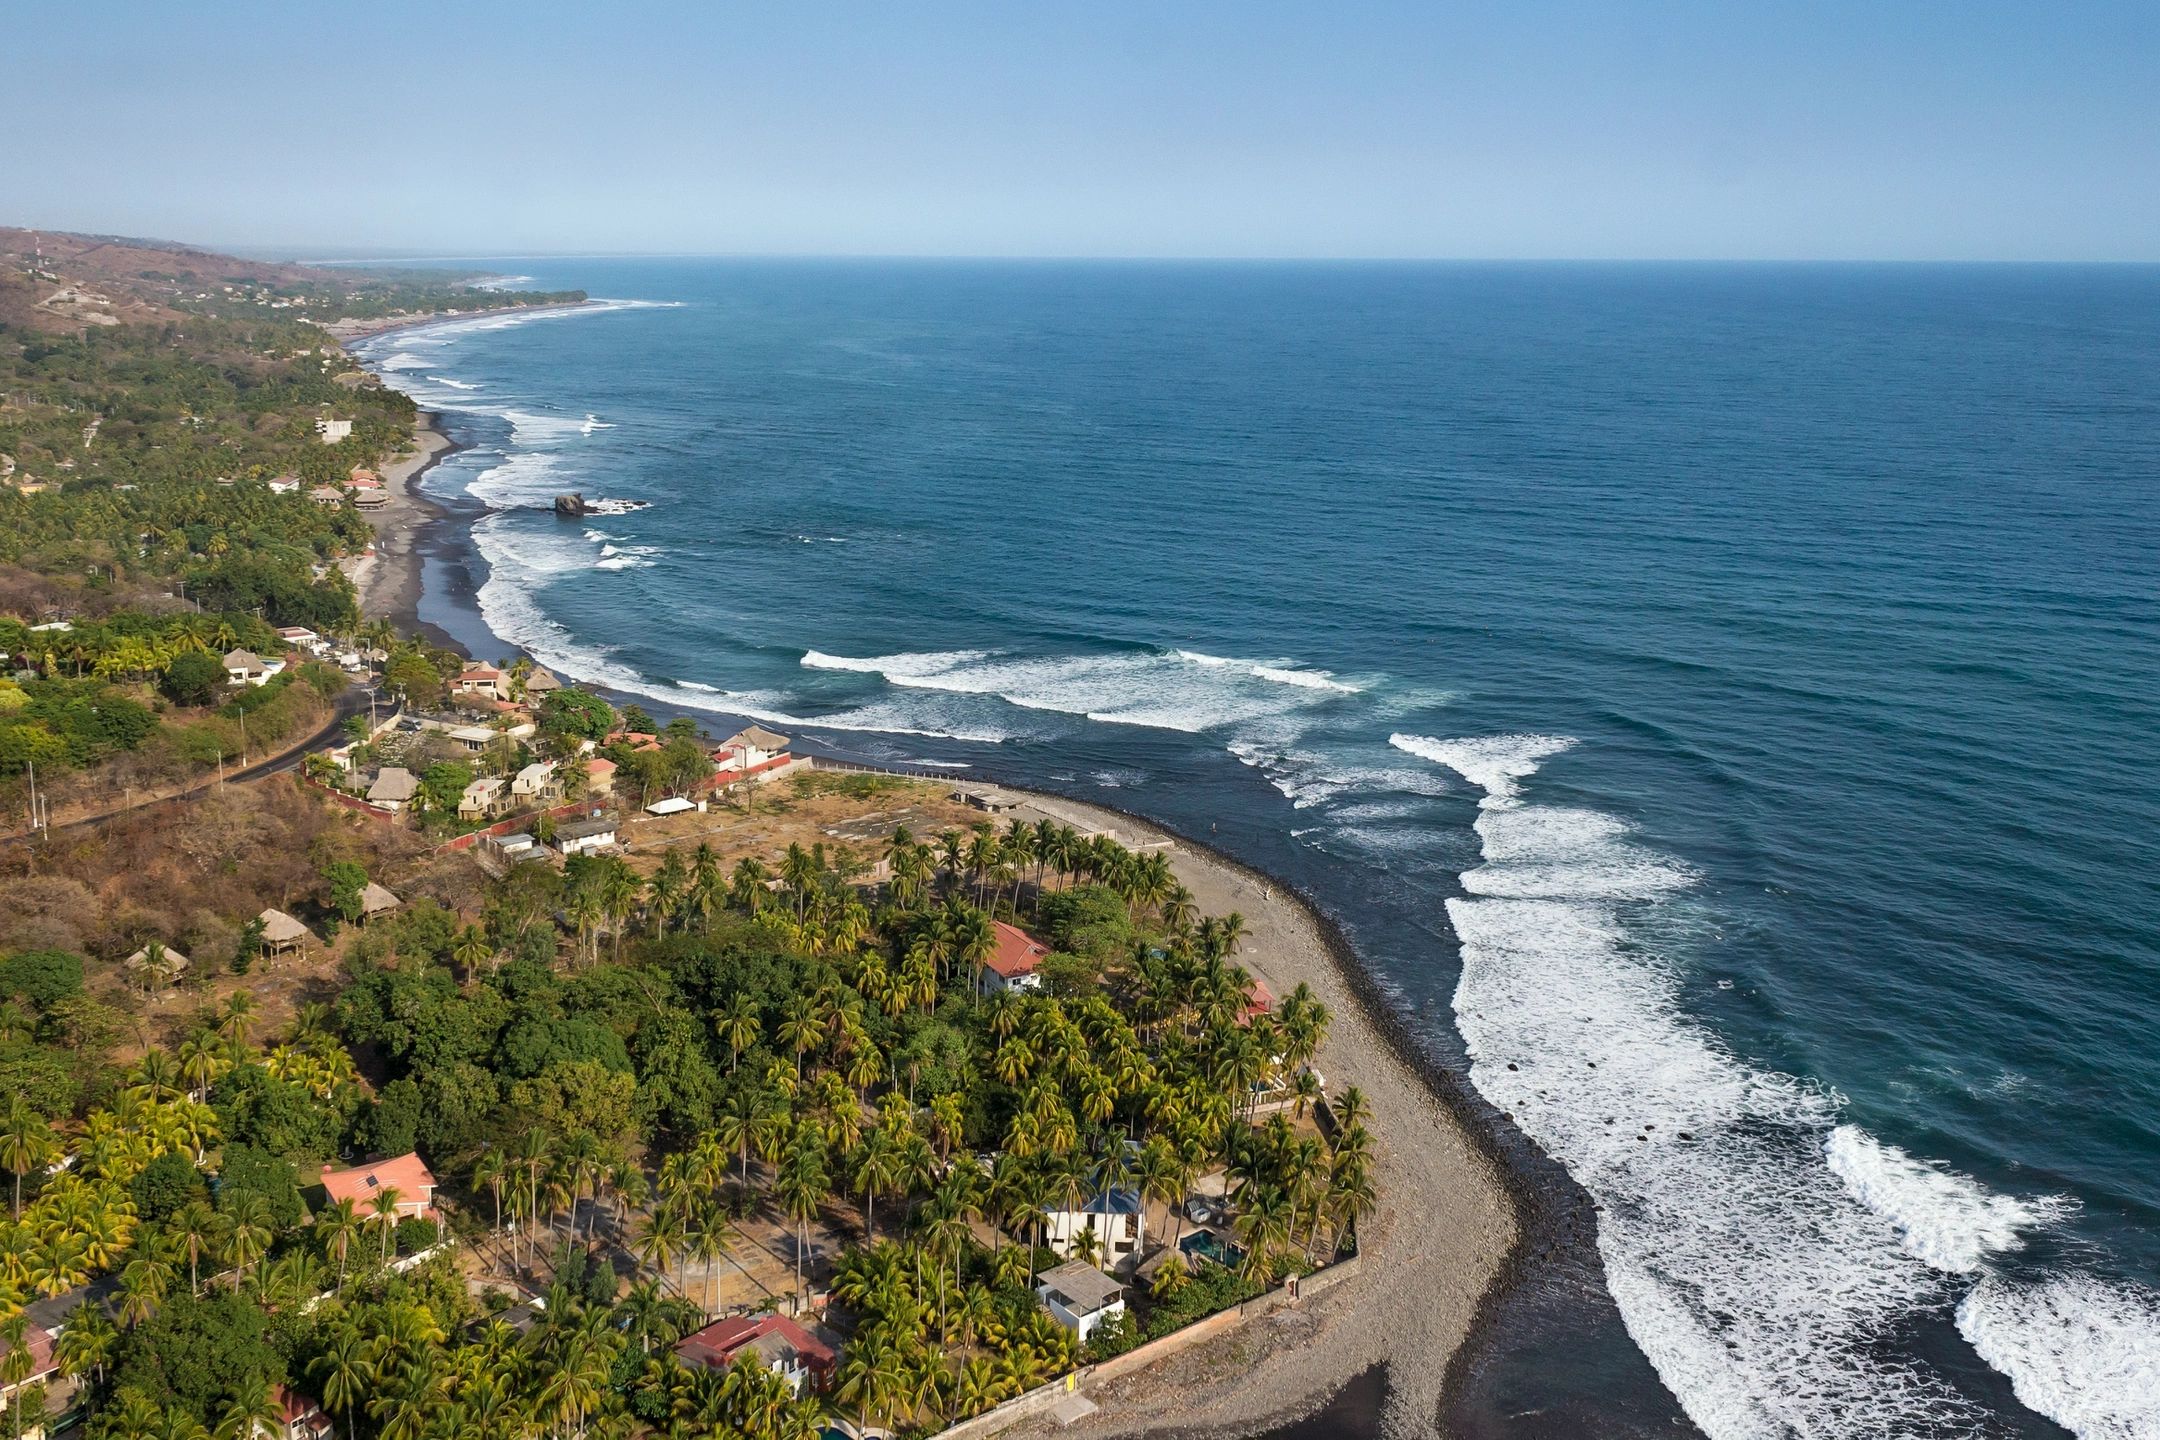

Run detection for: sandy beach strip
[[346, 409, 457, 624], [987, 789, 1520, 1439]]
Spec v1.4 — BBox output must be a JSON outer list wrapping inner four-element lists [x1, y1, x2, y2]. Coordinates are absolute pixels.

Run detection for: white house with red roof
[[977, 920, 1049, 996], [452, 662, 509, 701], [320, 1152, 438, 1220]]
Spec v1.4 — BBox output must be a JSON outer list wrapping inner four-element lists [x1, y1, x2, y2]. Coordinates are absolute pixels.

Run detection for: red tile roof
[[321, 1152, 437, 1209], [675, 1312, 835, 1373], [1239, 975, 1277, 1025], [984, 921, 1049, 979]]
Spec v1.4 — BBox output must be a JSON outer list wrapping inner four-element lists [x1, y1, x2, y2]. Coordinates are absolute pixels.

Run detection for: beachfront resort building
[[1035, 1261, 1127, 1344], [321, 1152, 438, 1221], [674, 1313, 836, 1396], [977, 920, 1049, 996], [1043, 1185, 1145, 1273]]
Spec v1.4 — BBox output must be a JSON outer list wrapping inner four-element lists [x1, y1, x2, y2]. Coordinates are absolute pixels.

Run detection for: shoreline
[[344, 407, 465, 652], [318, 297, 600, 342], [343, 354, 1644, 1440], [983, 788, 1521, 1438]]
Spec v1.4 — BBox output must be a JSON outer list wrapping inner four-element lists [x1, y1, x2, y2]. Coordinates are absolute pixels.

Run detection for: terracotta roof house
[[454, 663, 509, 701], [977, 921, 1049, 996], [272, 1384, 335, 1440], [584, 757, 617, 795], [1238, 975, 1277, 1027], [258, 909, 315, 957], [675, 1313, 836, 1395], [0, 1320, 56, 1399], [321, 1152, 438, 1220]]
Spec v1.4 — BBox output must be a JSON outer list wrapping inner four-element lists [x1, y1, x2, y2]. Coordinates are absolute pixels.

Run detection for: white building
[[556, 816, 618, 856], [1035, 1261, 1126, 1344], [1043, 1185, 1145, 1273], [316, 418, 353, 444], [717, 725, 790, 771], [223, 648, 285, 686], [511, 761, 558, 800]]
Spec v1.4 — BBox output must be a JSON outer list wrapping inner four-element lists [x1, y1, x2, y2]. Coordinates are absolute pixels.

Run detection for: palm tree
[[849, 1129, 901, 1242], [774, 1138, 830, 1313], [452, 924, 493, 979], [633, 1202, 689, 1296], [214, 1375, 282, 1440], [714, 992, 761, 1073], [370, 1185, 404, 1262], [0, 1103, 53, 1219], [311, 1331, 376, 1440], [834, 1333, 909, 1435], [318, 1196, 363, 1289], [52, 1301, 115, 1386], [173, 1199, 219, 1293], [222, 1190, 273, 1283]]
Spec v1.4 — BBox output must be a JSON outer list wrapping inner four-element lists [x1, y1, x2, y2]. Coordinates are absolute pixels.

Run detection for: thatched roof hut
[[258, 908, 315, 955], [358, 882, 401, 921]]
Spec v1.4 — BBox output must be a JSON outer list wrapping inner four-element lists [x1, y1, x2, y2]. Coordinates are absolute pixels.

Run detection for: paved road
[[1, 684, 376, 845]]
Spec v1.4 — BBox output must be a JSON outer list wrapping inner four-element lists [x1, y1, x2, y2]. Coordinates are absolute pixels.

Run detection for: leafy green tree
[[322, 860, 369, 925], [160, 650, 226, 707], [538, 688, 615, 743]]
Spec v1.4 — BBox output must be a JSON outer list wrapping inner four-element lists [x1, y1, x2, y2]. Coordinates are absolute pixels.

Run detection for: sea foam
[[1825, 1125, 2070, 1274], [1957, 1274, 2160, 1440], [1404, 733, 2105, 1439], [799, 645, 1361, 737]]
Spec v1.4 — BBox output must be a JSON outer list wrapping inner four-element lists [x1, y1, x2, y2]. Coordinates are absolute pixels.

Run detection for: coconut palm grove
[[0, 797, 1370, 1440]]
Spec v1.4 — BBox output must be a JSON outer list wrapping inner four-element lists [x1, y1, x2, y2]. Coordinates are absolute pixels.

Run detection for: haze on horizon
[[7, 0, 2157, 263]]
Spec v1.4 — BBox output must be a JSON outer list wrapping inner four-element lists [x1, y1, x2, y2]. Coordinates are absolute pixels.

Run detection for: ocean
[[354, 260, 2160, 1439]]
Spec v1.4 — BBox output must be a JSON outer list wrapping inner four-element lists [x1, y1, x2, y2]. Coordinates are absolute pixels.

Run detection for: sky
[[6, 0, 2158, 261]]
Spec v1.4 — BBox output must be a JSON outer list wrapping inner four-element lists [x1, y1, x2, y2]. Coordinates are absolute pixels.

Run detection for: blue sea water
[[356, 261, 2160, 1439]]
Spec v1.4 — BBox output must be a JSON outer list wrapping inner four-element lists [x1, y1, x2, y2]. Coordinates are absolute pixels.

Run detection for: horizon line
[[275, 250, 2160, 268]]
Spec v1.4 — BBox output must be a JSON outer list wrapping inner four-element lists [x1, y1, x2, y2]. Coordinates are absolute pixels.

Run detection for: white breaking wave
[[378, 352, 429, 371], [1227, 737, 1458, 811], [1957, 1274, 2160, 1440], [469, 520, 1012, 745], [799, 646, 1359, 735], [1390, 732, 1574, 807], [1403, 732, 2118, 1439], [426, 375, 482, 390], [1826, 1125, 2071, 1274], [1251, 663, 1361, 693]]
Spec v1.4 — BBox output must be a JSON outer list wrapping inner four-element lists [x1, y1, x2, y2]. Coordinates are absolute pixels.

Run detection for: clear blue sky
[[7, 0, 2157, 260]]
